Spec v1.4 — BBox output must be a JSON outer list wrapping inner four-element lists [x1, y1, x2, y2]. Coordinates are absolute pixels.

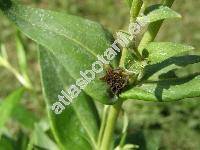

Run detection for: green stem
[[99, 100, 123, 150], [98, 1, 144, 149], [138, 0, 175, 53], [130, 0, 143, 22], [119, 47, 128, 68], [97, 106, 109, 148]]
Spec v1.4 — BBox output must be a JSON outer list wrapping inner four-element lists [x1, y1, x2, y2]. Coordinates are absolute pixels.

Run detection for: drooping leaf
[[0, 88, 25, 130], [142, 5, 181, 23], [39, 46, 100, 150], [143, 42, 194, 64], [0, 0, 117, 104]]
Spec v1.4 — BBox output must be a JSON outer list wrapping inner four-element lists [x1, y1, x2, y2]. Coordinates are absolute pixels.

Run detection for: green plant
[[0, 0, 199, 150]]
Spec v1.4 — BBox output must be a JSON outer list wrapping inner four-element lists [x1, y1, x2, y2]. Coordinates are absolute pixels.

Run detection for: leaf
[[121, 54, 200, 102], [120, 74, 200, 102], [39, 46, 100, 150], [143, 5, 181, 23], [16, 35, 27, 77], [15, 34, 32, 89], [141, 55, 200, 81], [0, 1, 117, 104], [0, 88, 25, 130], [143, 42, 194, 64], [27, 124, 58, 150]]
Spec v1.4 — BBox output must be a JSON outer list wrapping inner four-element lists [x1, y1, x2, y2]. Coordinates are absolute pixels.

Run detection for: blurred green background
[[0, 0, 199, 150]]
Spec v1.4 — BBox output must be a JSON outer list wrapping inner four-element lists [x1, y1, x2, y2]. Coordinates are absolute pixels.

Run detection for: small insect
[[100, 67, 129, 95]]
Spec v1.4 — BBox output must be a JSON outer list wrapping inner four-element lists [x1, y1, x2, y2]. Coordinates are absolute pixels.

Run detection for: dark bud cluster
[[101, 68, 129, 95]]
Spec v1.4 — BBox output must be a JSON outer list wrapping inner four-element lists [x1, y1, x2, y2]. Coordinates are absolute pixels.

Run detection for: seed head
[[101, 68, 129, 95]]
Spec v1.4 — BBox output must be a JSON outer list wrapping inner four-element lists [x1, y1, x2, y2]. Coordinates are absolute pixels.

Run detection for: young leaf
[[15, 34, 32, 89], [143, 5, 181, 23], [0, 0, 116, 104], [16, 35, 27, 77], [143, 42, 194, 64], [39, 46, 100, 150]]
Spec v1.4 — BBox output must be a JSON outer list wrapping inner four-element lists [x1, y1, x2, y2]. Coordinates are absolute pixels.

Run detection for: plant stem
[[138, 0, 175, 53], [99, 100, 123, 150], [97, 105, 109, 148], [130, 0, 143, 22], [98, 1, 144, 149], [119, 47, 128, 68]]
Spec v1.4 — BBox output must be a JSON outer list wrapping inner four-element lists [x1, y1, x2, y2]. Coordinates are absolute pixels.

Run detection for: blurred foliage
[[0, 0, 199, 149]]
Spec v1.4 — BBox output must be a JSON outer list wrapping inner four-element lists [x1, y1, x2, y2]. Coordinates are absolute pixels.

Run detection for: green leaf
[[15, 34, 32, 89], [121, 54, 200, 102], [0, 1, 116, 104], [16, 35, 27, 77], [120, 74, 200, 102], [175, 62, 200, 78], [28, 124, 58, 150], [39, 46, 100, 150], [143, 42, 194, 64], [0, 88, 25, 130], [143, 5, 181, 23]]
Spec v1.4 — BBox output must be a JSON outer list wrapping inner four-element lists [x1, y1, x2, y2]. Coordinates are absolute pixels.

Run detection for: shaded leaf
[[39, 46, 100, 150]]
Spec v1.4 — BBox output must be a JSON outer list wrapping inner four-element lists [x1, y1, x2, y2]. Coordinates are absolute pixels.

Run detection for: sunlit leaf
[[143, 42, 194, 64], [0, 0, 117, 104], [143, 5, 181, 23]]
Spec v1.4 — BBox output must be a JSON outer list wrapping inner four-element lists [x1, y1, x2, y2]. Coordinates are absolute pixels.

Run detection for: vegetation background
[[0, 0, 199, 149]]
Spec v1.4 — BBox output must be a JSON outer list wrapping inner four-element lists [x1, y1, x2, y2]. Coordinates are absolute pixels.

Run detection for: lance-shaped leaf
[[142, 4, 181, 23], [0, 0, 117, 104], [120, 74, 200, 102], [143, 42, 194, 64], [39, 46, 100, 150], [120, 55, 200, 102]]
